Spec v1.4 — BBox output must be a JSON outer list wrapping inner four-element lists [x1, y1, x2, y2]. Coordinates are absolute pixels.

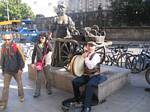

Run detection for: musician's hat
[[87, 41, 97, 46]]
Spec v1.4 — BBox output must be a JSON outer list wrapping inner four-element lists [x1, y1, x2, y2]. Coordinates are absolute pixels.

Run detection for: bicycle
[[104, 46, 120, 66], [129, 44, 150, 73], [104, 45, 132, 68], [145, 67, 150, 85]]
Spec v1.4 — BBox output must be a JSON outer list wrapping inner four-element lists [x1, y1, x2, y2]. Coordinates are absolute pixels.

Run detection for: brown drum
[[70, 55, 84, 77]]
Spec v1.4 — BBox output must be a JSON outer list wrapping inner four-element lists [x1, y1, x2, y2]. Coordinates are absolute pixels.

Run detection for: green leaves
[[111, 0, 150, 26], [0, 0, 35, 21]]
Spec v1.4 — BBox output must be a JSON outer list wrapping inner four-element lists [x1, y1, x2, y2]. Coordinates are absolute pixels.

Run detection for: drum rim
[[72, 55, 84, 77], [70, 55, 77, 74]]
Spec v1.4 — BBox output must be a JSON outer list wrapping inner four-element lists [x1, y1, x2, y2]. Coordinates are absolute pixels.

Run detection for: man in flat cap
[[70, 41, 107, 112]]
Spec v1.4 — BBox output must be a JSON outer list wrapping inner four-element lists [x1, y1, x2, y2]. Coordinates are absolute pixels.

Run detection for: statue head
[[56, 3, 66, 16]]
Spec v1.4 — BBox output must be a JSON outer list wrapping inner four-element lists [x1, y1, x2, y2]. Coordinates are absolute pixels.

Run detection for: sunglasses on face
[[3, 39, 11, 41], [40, 37, 46, 40]]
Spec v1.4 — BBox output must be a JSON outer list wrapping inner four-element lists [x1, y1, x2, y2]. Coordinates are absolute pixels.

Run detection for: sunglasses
[[40, 37, 45, 40], [3, 39, 11, 41]]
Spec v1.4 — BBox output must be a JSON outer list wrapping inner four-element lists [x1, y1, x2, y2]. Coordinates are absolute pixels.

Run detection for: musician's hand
[[82, 52, 89, 58], [83, 46, 88, 52]]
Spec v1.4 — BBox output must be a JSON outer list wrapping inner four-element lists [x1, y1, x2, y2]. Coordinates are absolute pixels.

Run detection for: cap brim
[[87, 41, 97, 46]]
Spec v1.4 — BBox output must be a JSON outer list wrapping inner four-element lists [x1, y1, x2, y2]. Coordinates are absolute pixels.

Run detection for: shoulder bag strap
[[89, 53, 96, 60]]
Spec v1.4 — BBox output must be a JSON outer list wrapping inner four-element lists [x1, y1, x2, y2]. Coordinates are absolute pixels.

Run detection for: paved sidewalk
[[0, 64, 150, 112]]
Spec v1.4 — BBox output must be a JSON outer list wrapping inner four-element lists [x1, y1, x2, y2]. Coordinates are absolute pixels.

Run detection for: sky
[[22, 0, 62, 17]]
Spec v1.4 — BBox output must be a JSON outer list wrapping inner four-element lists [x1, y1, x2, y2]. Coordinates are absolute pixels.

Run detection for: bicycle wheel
[[145, 67, 150, 85], [117, 53, 132, 68], [96, 46, 106, 64], [103, 55, 112, 66], [125, 54, 135, 69], [131, 55, 144, 73]]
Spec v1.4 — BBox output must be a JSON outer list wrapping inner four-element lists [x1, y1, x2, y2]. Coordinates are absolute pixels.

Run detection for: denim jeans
[[72, 74, 107, 108]]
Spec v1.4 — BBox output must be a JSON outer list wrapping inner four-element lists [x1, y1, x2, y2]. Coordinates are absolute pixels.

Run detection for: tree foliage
[[110, 0, 150, 26], [0, 0, 35, 21]]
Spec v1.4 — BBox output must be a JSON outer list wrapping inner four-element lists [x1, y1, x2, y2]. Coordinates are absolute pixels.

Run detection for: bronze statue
[[51, 3, 75, 38]]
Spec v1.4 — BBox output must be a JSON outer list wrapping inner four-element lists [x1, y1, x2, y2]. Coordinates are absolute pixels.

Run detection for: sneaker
[[0, 101, 6, 110], [145, 88, 150, 92], [33, 92, 40, 98], [0, 105, 6, 110], [47, 90, 52, 95], [19, 97, 24, 102]]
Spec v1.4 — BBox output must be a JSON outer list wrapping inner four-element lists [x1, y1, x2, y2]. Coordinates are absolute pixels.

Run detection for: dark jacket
[[1, 42, 25, 74], [32, 42, 52, 64]]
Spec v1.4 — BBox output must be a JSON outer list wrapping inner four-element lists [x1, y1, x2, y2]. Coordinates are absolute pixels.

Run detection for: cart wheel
[[96, 46, 106, 64], [60, 40, 79, 66], [145, 67, 150, 85]]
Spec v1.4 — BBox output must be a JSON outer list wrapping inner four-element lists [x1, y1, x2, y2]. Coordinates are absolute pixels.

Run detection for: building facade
[[33, 0, 112, 31], [66, 0, 111, 13]]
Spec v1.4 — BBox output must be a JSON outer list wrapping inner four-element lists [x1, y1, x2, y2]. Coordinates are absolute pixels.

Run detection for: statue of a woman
[[51, 3, 75, 38]]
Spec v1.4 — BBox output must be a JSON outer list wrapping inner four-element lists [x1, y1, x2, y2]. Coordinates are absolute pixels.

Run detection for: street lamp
[[6, 0, 9, 20], [102, 6, 106, 29], [98, 3, 102, 27]]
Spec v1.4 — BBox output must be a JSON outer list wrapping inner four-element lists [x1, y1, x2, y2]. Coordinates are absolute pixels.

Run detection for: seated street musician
[[71, 41, 107, 112]]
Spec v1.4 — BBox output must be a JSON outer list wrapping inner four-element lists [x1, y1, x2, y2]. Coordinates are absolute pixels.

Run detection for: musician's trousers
[[35, 65, 52, 94], [1, 73, 24, 105], [72, 74, 107, 108]]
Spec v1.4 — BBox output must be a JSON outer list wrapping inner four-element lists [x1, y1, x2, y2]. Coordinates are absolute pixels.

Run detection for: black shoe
[[81, 107, 91, 112], [99, 99, 106, 104], [33, 93, 40, 98], [47, 90, 52, 95], [145, 88, 150, 92]]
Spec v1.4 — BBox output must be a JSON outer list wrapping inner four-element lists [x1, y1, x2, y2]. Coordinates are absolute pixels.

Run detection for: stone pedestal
[[28, 64, 130, 102], [98, 65, 129, 102]]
